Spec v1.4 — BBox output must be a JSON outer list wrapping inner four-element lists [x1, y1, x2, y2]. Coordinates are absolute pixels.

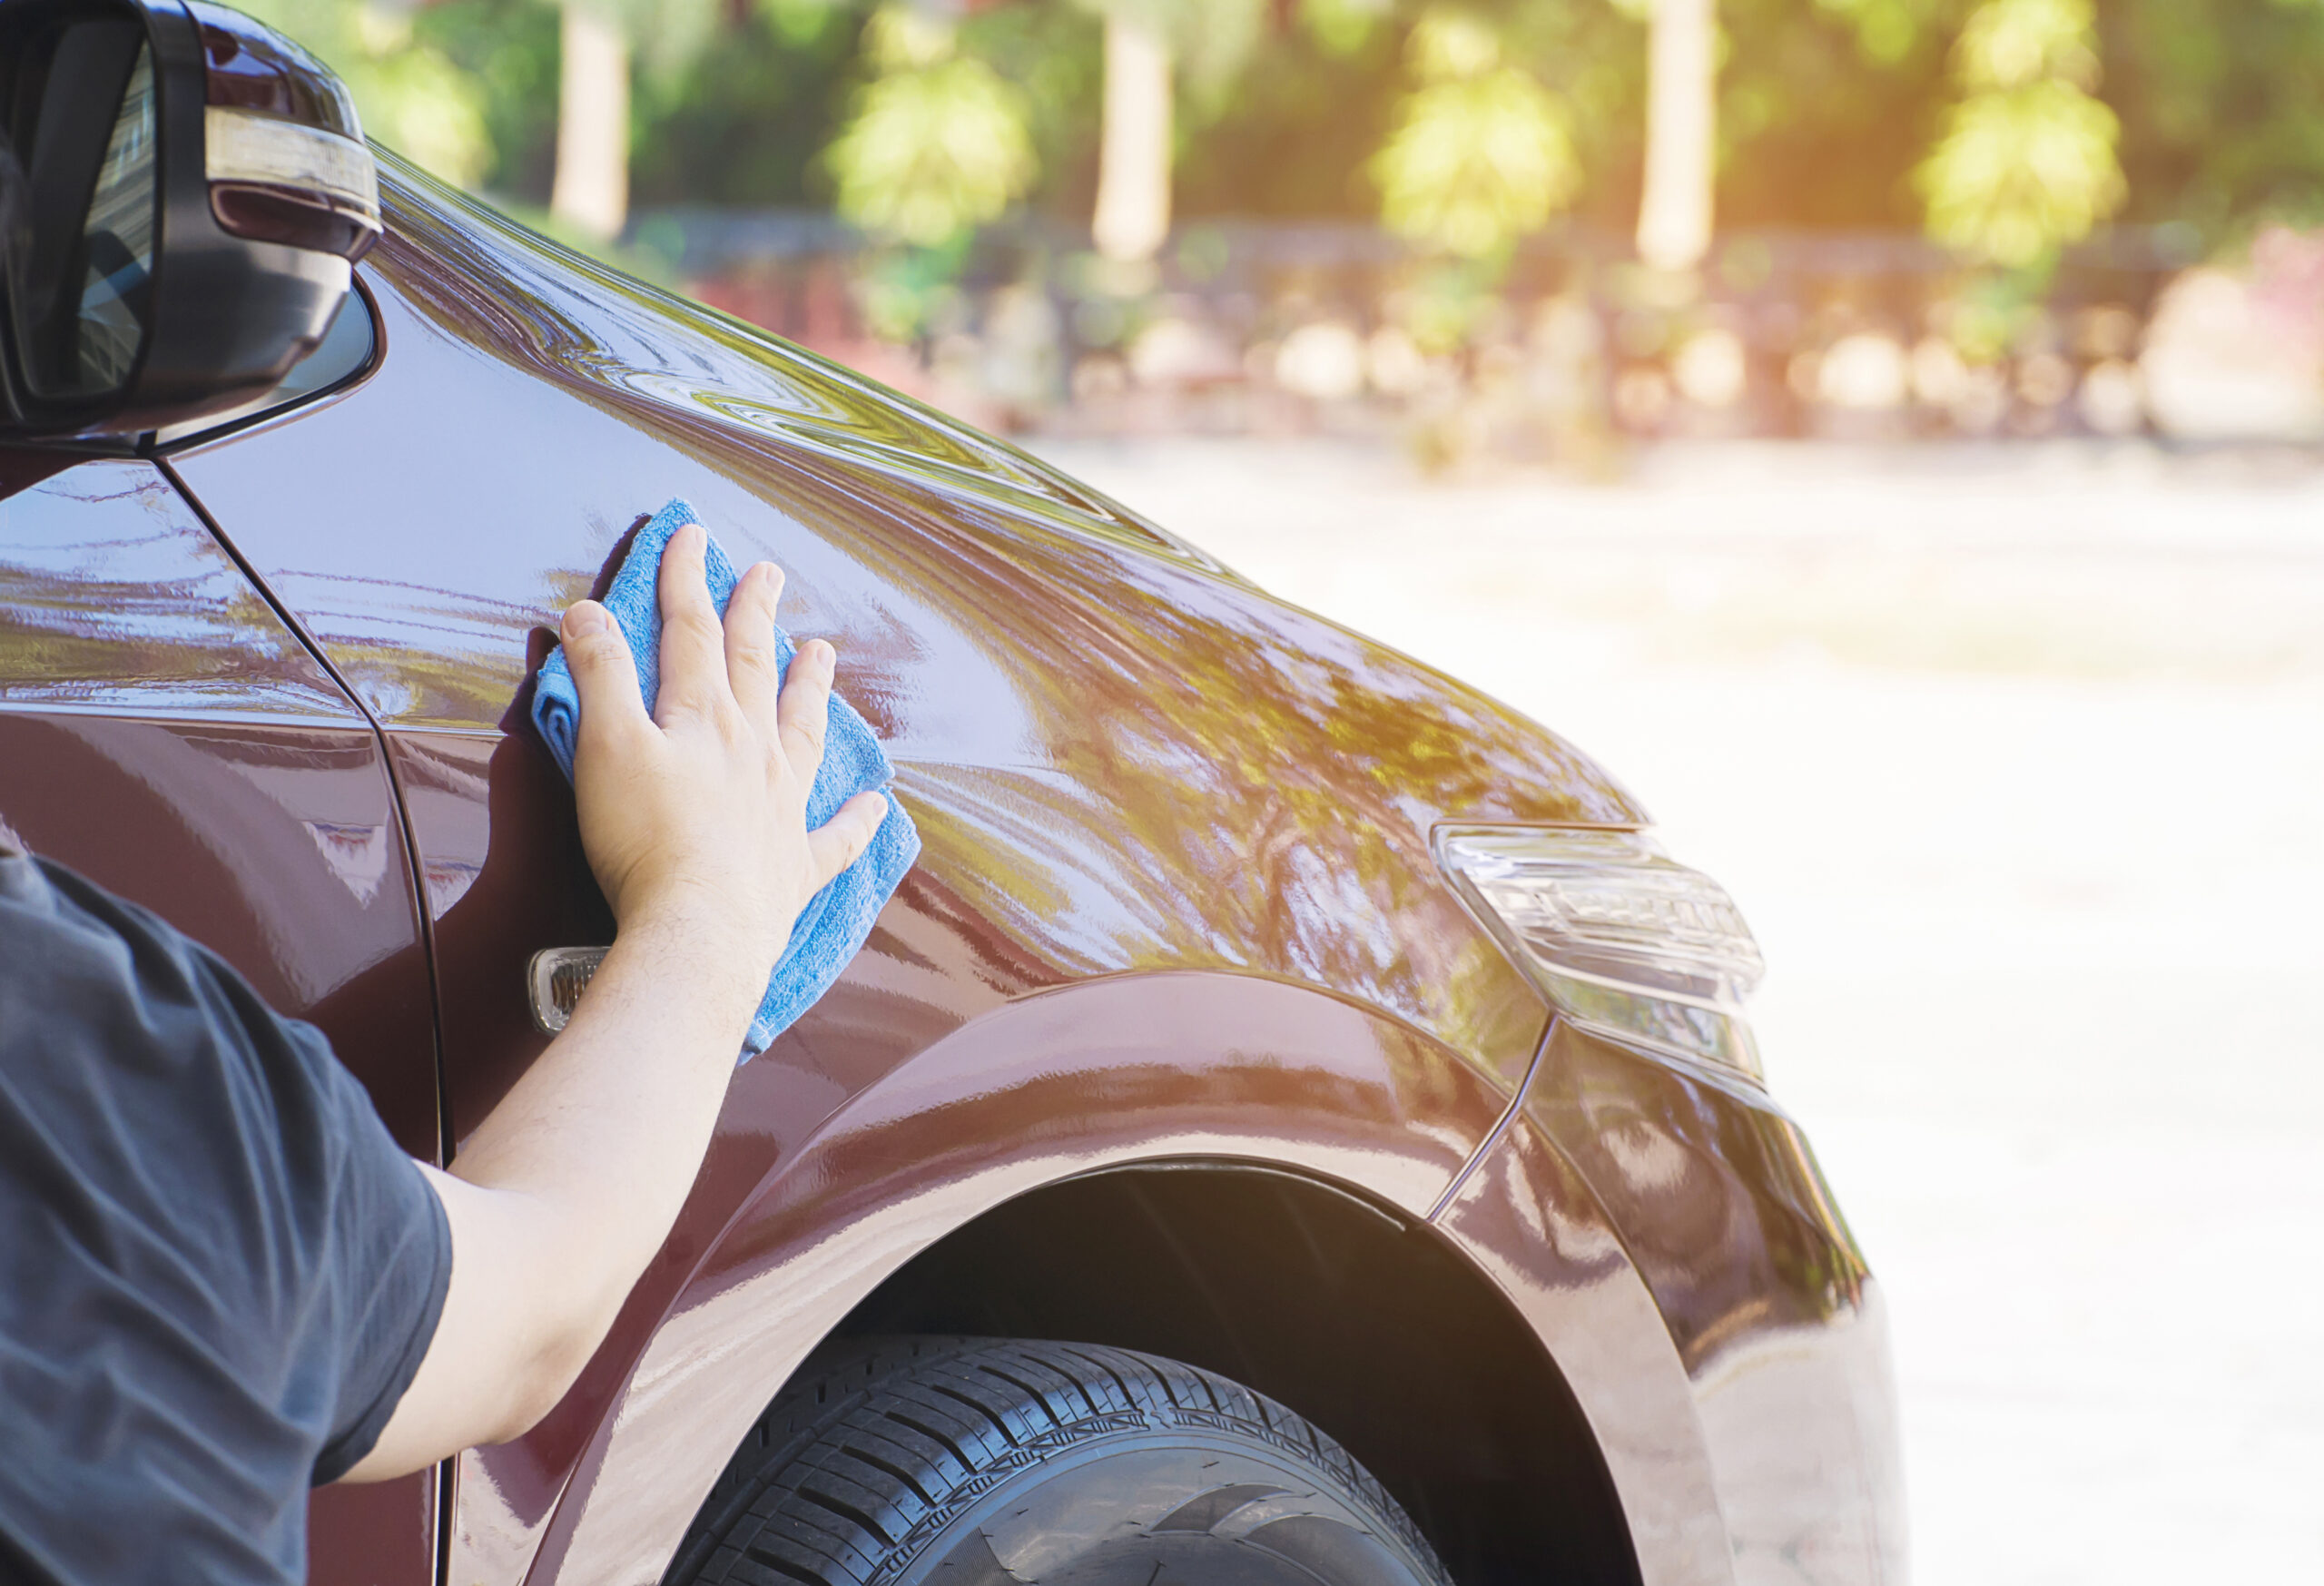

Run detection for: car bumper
[[1510, 1022, 1908, 1586]]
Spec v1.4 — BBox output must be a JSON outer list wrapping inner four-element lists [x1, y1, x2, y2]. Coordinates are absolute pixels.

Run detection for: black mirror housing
[[0, 0, 378, 439]]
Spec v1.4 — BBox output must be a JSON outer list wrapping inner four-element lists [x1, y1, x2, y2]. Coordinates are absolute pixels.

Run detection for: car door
[[0, 453, 443, 1586]]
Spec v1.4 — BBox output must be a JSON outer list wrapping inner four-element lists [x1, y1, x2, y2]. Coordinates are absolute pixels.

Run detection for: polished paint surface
[[0, 457, 352, 721], [169, 158, 1630, 1103], [1513, 1024, 1905, 1586], [0, 459, 437, 1150], [0, 459, 440, 1581], [1430, 1091, 1735, 1586], [0, 149, 1905, 1586]]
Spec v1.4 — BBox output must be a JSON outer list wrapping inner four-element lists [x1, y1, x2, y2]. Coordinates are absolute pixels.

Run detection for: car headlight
[[1433, 824, 1767, 1077]]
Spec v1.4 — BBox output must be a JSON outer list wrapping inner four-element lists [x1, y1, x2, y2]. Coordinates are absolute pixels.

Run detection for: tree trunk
[[1093, 13, 1172, 263], [1638, 0, 1715, 271], [551, 1, 630, 242]]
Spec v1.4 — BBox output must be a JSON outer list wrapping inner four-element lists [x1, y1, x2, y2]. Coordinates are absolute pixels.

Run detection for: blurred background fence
[[656, 212, 2324, 458]]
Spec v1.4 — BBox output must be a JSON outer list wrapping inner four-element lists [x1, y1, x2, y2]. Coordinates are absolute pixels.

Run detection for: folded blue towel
[[531, 498, 919, 1059]]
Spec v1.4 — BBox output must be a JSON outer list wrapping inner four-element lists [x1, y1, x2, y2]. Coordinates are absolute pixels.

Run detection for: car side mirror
[[0, 0, 379, 438]]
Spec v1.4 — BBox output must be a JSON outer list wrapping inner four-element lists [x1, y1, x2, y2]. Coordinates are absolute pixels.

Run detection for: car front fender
[[453, 972, 1736, 1586], [469, 970, 1514, 1586]]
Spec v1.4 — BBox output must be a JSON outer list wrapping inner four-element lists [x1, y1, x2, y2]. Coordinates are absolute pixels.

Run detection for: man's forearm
[[345, 922, 765, 1476], [340, 536, 884, 1481], [454, 910, 760, 1214], [449, 911, 763, 1343]]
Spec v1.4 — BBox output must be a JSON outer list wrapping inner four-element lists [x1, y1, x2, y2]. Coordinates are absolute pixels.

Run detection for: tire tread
[[666, 1336, 1452, 1586]]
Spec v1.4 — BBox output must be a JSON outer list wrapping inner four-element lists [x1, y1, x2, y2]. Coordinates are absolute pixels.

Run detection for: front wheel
[[669, 1335, 1456, 1586]]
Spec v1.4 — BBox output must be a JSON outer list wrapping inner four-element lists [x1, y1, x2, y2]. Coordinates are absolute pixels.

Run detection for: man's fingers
[[655, 522, 726, 720], [723, 562, 786, 734], [806, 792, 888, 888], [561, 600, 648, 748], [775, 637, 835, 781]]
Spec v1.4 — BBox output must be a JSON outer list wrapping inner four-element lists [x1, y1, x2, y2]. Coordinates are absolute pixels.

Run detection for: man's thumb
[[562, 602, 646, 733]]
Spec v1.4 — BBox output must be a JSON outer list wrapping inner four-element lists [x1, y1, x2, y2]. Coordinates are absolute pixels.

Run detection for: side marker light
[[527, 945, 608, 1036]]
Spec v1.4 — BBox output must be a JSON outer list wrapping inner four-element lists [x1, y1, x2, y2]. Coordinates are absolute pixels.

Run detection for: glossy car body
[[0, 156, 1904, 1586]]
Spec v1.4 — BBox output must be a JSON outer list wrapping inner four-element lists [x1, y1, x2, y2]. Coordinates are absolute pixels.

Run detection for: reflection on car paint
[[1433, 1103, 1737, 1585], [1526, 1024, 1866, 1367], [169, 163, 1607, 1098], [0, 459, 350, 719], [1514, 1024, 1905, 1585]]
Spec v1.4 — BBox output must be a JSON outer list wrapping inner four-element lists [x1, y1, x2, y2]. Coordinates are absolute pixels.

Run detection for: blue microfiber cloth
[[531, 498, 920, 1059]]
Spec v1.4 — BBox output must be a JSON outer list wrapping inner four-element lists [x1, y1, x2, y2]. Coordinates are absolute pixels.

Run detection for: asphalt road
[[1035, 434, 2324, 1586]]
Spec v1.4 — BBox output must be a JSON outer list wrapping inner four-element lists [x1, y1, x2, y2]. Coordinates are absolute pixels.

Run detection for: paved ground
[[1034, 435, 2324, 1586]]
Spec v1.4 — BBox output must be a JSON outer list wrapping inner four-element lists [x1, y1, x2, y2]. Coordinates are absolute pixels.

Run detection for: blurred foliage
[[824, 7, 1035, 247], [236, 0, 493, 184], [630, 2, 862, 206], [418, 0, 561, 197], [2112, 0, 2324, 239], [225, 0, 2324, 261], [1173, 9, 1404, 214], [1916, 0, 2123, 264], [1948, 260, 2063, 360], [956, 3, 1106, 212], [1920, 77, 2122, 263], [1301, 0, 1396, 56], [1715, 0, 1945, 227], [1400, 252, 1512, 352], [1955, 0, 2099, 86], [1370, 9, 1580, 257]]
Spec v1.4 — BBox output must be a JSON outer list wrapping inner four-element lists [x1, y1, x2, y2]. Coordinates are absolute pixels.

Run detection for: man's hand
[[342, 528, 886, 1480], [557, 523, 887, 1024]]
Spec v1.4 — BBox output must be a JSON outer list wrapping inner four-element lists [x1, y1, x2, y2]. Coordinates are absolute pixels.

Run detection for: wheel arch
[[504, 974, 1695, 1586], [800, 1158, 1645, 1586]]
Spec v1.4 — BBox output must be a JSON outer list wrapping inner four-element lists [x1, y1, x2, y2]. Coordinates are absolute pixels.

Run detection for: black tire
[[667, 1335, 1457, 1586]]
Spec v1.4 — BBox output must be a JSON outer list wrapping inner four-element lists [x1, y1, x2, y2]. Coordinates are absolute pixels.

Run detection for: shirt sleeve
[[307, 1046, 452, 1483]]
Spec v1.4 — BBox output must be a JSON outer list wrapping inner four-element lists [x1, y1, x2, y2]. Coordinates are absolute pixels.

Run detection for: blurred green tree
[[416, 0, 561, 197], [235, 0, 493, 185], [1369, 7, 1579, 259], [625, 0, 865, 208], [823, 5, 1036, 337], [237, 0, 2324, 274], [824, 5, 1036, 247], [1167, 1, 1398, 218], [2111, 0, 2324, 242], [1916, 0, 2123, 264], [1714, 0, 1945, 229]]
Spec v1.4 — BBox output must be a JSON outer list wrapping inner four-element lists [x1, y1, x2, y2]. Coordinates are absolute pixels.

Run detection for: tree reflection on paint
[[0, 462, 350, 718], [178, 153, 1648, 1087]]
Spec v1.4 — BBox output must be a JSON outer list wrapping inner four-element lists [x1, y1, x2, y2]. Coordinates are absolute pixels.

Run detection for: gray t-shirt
[[0, 852, 450, 1585]]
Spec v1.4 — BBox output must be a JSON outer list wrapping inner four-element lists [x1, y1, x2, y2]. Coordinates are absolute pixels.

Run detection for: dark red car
[[0, 6, 1901, 1584]]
